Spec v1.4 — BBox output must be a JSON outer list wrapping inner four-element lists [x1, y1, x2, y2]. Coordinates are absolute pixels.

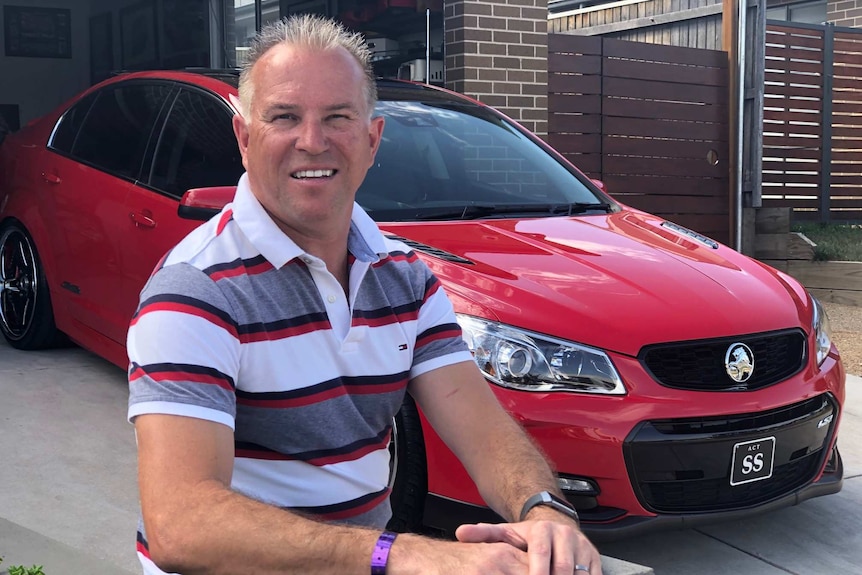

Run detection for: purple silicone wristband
[[370, 530, 398, 575]]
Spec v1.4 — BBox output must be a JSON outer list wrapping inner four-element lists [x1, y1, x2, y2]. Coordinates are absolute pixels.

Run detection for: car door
[[120, 85, 244, 322], [46, 81, 175, 345]]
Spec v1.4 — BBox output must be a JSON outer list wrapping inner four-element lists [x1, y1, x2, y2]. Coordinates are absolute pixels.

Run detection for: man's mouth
[[292, 169, 335, 179]]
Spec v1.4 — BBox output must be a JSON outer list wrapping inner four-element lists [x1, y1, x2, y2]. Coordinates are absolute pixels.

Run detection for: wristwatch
[[519, 490, 580, 525]]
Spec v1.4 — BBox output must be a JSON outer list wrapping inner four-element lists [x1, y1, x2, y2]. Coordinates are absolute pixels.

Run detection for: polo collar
[[230, 173, 389, 268]]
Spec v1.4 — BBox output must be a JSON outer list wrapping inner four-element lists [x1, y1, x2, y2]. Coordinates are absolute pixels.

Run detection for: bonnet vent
[[385, 234, 474, 265]]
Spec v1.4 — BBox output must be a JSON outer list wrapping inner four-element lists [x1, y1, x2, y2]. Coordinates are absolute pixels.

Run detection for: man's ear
[[368, 115, 385, 159], [232, 111, 250, 169]]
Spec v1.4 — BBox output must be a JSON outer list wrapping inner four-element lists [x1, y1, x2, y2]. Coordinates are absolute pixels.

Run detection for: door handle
[[41, 172, 61, 184], [129, 211, 156, 228]]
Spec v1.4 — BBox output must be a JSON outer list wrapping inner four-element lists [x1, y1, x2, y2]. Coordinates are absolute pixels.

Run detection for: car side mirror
[[591, 179, 607, 193], [178, 186, 237, 221]]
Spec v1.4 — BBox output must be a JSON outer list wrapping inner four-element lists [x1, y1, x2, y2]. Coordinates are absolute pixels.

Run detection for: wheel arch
[[0, 212, 68, 332]]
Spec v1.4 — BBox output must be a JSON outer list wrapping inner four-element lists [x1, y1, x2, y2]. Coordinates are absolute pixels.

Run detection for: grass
[[792, 222, 862, 262]]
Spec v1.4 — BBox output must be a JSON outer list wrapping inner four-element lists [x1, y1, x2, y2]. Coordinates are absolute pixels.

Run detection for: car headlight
[[456, 314, 626, 395], [811, 295, 833, 366]]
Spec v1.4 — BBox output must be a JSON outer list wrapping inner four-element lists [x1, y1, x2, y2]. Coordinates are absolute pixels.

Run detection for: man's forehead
[[257, 43, 358, 73], [250, 45, 368, 111]]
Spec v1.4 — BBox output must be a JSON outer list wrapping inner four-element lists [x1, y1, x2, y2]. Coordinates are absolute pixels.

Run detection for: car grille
[[640, 329, 807, 391], [624, 395, 838, 514]]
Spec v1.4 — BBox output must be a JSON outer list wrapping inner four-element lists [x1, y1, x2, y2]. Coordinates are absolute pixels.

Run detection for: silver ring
[[575, 565, 590, 573]]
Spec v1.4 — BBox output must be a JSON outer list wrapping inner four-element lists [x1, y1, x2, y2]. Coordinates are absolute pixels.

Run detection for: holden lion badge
[[725, 343, 754, 383]]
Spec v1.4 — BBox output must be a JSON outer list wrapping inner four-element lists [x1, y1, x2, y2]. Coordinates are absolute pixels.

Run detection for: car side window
[[50, 92, 98, 154], [70, 83, 172, 179], [148, 88, 244, 199]]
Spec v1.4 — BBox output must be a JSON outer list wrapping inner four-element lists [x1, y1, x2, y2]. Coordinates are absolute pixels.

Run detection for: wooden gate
[[763, 22, 862, 223], [548, 33, 730, 245]]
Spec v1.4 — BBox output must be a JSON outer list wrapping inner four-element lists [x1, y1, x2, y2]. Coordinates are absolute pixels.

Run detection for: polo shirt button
[[327, 294, 336, 303]]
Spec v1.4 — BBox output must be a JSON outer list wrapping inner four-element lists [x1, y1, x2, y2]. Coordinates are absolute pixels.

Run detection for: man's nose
[[295, 119, 328, 154]]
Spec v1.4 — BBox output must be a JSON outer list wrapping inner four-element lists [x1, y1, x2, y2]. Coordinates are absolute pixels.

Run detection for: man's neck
[[278, 221, 351, 294]]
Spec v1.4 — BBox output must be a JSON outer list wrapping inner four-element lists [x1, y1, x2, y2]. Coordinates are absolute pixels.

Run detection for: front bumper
[[624, 393, 840, 515], [420, 348, 845, 541], [424, 443, 842, 542]]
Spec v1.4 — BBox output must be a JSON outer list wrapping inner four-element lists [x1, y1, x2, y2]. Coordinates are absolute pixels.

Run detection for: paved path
[[1, 338, 858, 574]]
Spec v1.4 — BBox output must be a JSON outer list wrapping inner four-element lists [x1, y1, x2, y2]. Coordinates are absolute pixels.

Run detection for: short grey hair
[[237, 14, 377, 118]]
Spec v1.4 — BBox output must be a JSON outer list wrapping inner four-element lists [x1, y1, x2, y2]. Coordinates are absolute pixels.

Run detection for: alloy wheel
[[0, 227, 39, 341]]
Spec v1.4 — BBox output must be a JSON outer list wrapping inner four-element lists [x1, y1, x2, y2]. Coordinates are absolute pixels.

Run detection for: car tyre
[[387, 393, 428, 533], [0, 222, 61, 349]]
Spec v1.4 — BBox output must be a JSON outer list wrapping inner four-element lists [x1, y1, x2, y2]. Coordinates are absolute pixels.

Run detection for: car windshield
[[358, 99, 613, 222]]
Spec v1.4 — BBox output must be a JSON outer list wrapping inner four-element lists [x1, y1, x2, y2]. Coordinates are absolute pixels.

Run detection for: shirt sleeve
[[409, 261, 473, 379], [127, 262, 240, 429]]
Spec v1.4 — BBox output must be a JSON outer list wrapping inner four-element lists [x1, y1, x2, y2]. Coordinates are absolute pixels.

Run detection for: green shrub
[[8, 566, 46, 575], [0, 556, 46, 575], [792, 223, 862, 262]]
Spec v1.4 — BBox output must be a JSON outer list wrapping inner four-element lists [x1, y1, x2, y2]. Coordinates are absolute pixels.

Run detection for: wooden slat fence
[[549, 0, 724, 51], [548, 33, 730, 245], [763, 21, 862, 222]]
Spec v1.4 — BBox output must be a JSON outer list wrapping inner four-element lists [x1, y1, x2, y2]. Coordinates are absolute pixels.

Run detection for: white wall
[[0, 0, 92, 126]]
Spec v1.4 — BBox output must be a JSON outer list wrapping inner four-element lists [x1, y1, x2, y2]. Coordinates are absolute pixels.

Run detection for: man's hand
[[454, 508, 602, 575]]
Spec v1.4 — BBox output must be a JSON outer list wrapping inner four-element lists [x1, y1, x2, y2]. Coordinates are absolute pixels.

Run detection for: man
[[128, 14, 602, 575]]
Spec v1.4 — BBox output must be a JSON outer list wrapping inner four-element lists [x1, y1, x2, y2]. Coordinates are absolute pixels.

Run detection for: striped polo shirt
[[128, 174, 472, 570]]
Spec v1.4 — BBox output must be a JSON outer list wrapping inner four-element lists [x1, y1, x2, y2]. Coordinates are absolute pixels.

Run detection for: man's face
[[233, 44, 384, 238]]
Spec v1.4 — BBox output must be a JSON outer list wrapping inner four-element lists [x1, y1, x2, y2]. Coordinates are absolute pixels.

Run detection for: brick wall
[[828, 0, 862, 26], [444, 0, 549, 135]]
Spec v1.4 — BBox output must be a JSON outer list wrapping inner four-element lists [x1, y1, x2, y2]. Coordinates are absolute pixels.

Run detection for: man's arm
[[136, 413, 532, 575], [135, 413, 378, 574], [408, 360, 602, 574]]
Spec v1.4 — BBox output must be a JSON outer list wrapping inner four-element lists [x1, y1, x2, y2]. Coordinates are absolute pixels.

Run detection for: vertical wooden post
[[820, 24, 834, 223], [723, 0, 741, 250]]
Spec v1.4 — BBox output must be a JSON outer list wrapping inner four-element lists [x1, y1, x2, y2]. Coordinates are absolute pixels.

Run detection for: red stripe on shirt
[[313, 489, 391, 522], [210, 258, 274, 281], [353, 308, 419, 328], [216, 209, 233, 236], [129, 365, 235, 392], [377, 251, 419, 266], [131, 300, 238, 338], [236, 434, 389, 466], [416, 326, 462, 349], [238, 319, 332, 343]]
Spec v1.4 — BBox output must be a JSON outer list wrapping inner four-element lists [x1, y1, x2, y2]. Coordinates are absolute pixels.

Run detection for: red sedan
[[0, 70, 845, 540]]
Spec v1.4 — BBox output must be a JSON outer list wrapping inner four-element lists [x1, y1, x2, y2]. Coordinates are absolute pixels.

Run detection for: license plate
[[730, 437, 775, 486]]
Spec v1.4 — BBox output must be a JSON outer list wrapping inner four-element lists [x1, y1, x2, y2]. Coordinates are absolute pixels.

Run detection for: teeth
[[293, 169, 334, 179]]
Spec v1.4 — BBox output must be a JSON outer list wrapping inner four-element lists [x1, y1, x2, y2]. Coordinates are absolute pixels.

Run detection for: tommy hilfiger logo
[[398, 344, 408, 351]]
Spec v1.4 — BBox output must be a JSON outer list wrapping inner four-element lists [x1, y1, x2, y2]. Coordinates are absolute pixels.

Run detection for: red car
[[0, 70, 845, 540]]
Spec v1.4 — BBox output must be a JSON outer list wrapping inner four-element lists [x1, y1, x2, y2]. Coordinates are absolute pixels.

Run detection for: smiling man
[[127, 14, 601, 575]]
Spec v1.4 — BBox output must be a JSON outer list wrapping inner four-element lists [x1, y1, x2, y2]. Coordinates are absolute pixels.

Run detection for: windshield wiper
[[556, 202, 613, 215], [414, 202, 612, 221]]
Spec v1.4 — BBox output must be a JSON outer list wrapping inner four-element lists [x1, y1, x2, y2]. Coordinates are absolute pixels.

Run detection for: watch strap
[[519, 490, 579, 525]]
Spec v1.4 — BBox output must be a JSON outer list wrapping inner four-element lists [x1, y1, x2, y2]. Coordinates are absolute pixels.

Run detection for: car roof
[[100, 69, 483, 109]]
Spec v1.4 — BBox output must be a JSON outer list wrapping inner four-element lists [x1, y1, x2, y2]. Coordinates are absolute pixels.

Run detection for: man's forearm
[[467, 409, 566, 523], [146, 481, 526, 575], [408, 362, 567, 525], [145, 481, 380, 575]]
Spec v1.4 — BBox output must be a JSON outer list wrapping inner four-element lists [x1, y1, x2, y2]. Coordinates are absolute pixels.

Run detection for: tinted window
[[71, 83, 172, 179], [50, 92, 98, 154], [357, 100, 608, 221], [149, 88, 244, 198]]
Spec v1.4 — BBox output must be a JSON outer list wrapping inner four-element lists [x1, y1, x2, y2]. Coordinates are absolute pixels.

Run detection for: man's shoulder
[[164, 208, 249, 269]]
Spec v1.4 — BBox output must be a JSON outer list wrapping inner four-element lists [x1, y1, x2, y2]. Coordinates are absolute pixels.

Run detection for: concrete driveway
[[0, 338, 859, 574]]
